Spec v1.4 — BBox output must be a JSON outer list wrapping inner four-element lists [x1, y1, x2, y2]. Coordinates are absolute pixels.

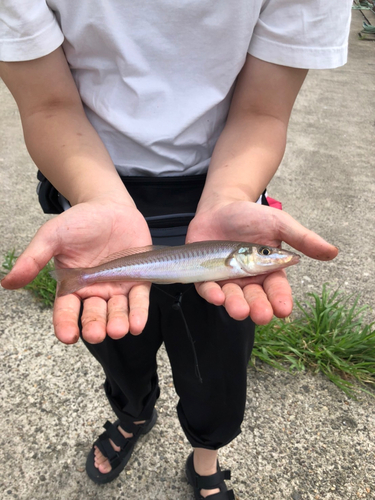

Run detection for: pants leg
[[40, 173, 262, 445], [82, 281, 254, 450], [81, 286, 163, 426], [156, 284, 255, 450]]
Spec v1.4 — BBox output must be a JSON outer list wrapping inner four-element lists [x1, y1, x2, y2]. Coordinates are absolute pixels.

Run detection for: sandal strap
[[192, 469, 231, 490], [95, 420, 135, 469], [103, 421, 129, 448], [207, 491, 235, 500], [120, 420, 144, 435], [96, 437, 123, 469], [209, 490, 235, 500], [95, 413, 156, 462]]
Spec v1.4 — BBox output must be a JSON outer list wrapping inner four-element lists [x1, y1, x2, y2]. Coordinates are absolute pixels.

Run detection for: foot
[[193, 452, 220, 497], [186, 451, 234, 500], [94, 420, 145, 474], [93, 421, 144, 473], [86, 410, 158, 484]]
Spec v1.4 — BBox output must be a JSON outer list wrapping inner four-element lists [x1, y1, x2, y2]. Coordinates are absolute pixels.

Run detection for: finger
[[262, 270, 293, 318], [221, 283, 250, 320], [128, 283, 151, 335], [243, 283, 274, 325], [1, 220, 58, 289], [53, 294, 82, 344], [81, 296, 108, 343], [106, 294, 130, 339], [275, 209, 339, 261], [195, 281, 225, 306]]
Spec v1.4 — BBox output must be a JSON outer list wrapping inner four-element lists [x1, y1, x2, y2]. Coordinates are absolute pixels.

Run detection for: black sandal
[[86, 409, 157, 484], [185, 452, 235, 499]]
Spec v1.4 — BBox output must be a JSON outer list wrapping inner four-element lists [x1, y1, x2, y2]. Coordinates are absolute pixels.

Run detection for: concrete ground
[[0, 10, 374, 500]]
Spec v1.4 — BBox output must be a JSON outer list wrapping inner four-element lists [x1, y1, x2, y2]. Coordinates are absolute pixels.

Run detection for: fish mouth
[[290, 254, 301, 265]]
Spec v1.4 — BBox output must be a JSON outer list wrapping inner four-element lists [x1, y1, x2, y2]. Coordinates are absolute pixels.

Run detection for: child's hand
[[1, 198, 152, 344], [186, 201, 338, 324]]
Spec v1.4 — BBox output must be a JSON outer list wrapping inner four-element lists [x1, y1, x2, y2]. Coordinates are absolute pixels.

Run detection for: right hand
[[187, 200, 338, 325], [1, 197, 153, 345]]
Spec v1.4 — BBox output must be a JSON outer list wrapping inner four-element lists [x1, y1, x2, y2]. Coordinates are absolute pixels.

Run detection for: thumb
[[1, 220, 58, 290], [276, 210, 339, 261]]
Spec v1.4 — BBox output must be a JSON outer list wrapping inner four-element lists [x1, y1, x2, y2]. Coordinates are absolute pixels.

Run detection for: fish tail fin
[[50, 267, 85, 297]]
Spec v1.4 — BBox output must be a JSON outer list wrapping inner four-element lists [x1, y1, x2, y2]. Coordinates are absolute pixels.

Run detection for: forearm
[[22, 105, 131, 206], [199, 111, 287, 210], [0, 49, 133, 207], [198, 55, 307, 213]]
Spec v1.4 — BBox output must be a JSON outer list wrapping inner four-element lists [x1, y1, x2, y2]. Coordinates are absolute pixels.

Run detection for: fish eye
[[258, 246, 272, 256]]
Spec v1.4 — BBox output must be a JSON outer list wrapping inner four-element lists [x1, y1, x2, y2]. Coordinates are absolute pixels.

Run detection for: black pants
[[83, 283, 255, 450], [37, 172, 262, 450]]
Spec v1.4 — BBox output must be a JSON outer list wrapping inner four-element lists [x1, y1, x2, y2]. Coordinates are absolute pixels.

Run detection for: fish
[[50, 240, 300, 297]]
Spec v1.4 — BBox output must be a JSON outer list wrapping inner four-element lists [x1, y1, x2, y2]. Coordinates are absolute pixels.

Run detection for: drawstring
[[154, 285, 203, 384], [172, 292, 203, 384]]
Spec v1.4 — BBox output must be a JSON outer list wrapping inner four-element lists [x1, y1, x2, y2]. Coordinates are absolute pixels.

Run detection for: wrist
[[43, 162, 136, 208], [196, 187, 258, 215], [73, 181, 136, 208]]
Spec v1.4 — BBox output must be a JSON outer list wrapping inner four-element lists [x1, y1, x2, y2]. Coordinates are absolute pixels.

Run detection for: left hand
[[186, 201, 338, 324], [1, 197, 153, 344]]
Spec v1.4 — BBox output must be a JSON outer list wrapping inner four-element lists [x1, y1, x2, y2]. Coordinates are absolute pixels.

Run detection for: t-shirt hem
[[0, 21, 64, 61], [248, 34, 348, 70]]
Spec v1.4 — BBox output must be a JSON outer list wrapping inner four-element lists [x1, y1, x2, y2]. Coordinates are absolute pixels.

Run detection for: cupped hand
[[186, 201, 338, 324], [1, 198, 152, 344]]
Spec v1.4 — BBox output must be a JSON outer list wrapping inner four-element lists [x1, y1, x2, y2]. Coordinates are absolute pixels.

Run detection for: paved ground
[[0, 10, 374, 500]]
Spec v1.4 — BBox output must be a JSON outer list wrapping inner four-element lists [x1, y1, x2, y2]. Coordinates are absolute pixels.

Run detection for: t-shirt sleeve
[[0, 1, 64, 61], [248, 0, 352, 69]]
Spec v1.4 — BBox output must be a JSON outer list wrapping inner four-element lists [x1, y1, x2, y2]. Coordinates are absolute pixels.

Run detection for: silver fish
[[51, 240, 300, 296]]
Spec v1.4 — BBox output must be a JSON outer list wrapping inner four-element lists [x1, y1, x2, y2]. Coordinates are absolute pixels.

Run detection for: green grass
[[352, 0, 373, 9], [252, 284, 375, 398], [2, 250, 375, 397], [1, 249, 56, 307]]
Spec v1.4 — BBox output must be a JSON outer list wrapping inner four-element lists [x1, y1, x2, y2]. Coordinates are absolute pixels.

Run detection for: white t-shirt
[[0, 1, 352, 176]]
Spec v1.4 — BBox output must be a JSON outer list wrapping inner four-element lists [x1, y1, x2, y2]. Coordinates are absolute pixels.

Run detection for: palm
[[2, 200, 153, 344], [53, 201, 151, 277], [187, 201, 338, 325]]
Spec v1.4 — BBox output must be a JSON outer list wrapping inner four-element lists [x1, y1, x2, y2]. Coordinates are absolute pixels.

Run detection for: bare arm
[[188, 55, 337, 323], [198, 54, 308, 211], [0, 47, 132, 206], [0, 48, 152, 343]]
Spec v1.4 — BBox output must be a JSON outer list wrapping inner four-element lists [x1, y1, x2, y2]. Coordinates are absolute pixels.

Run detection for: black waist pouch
[[122, 174, 205, 221], [37, 172, 206, 217], [122, 174, 207, 245], [37, 171, 66, 214], [36, 171, 207, 245], [36, 171, 268, 245]]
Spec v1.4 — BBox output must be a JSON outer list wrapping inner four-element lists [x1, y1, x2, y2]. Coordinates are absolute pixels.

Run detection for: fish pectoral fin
[[224, 251, 238, 268], [200, 258, 228, 270], [97, 245, 169, 265]]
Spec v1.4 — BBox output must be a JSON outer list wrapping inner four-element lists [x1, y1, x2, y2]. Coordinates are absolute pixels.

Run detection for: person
[[0, 1, 352, 498]]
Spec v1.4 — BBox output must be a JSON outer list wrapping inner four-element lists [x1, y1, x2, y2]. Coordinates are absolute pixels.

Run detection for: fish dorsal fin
[[98, 245, 168, 265]]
